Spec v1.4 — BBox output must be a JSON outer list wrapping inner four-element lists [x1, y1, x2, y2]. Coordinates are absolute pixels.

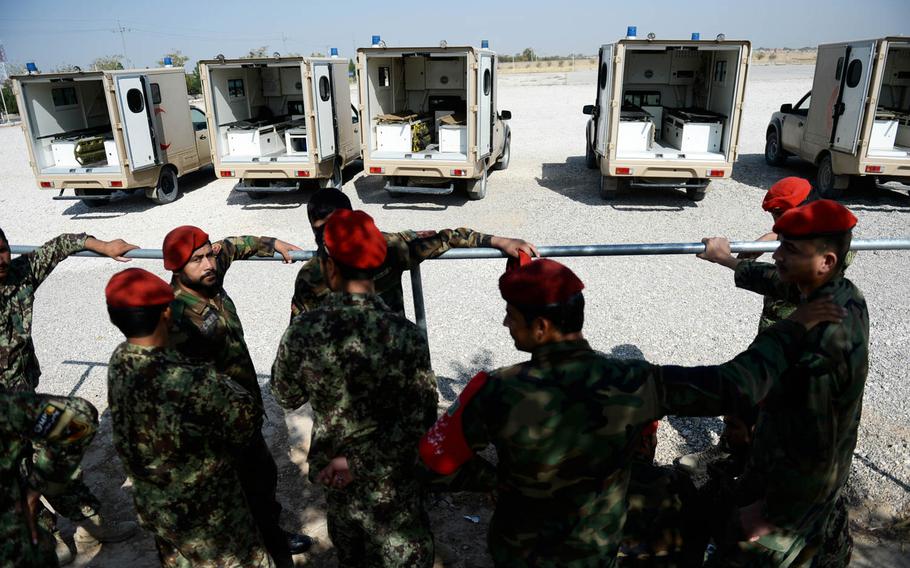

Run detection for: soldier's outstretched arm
[[403, 227, 537, 267], [657, 298, 846, 418], [23, 233, 88, 287], [83, 237, 139, 262], [269, 322, 312, 409]]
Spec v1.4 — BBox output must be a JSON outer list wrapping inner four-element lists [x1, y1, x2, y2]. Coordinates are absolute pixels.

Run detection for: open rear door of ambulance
[[114, 75, 160, 172]]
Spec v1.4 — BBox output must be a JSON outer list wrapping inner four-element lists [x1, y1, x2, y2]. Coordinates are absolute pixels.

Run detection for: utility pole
[[115, 20, 132, 67], [0, 42, 9, 122], [282, 32, 288, 55]]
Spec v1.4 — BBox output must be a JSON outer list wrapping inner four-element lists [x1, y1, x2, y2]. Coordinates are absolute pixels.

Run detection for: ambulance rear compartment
[[363, 52, 470, 162], [208, 64, 311, 163], [867, 41, 910, 159], [19, 77, 121, 174], [615, 45, 744, 162]]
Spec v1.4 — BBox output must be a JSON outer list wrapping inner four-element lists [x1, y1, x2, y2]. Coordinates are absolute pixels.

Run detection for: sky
[[1, 0, 908, 71]]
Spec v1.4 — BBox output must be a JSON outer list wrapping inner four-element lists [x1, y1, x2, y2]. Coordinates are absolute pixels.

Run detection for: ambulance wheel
[[764, 129, 787, 166], [816, 154, 846, 199], [686, 183, 708, 202], [585, 141, 597, 169], [495, 135, 511, 170], [319, 161, 343, 189], [599, 175, 619, 200], [74, 189, 108, 208], [151, 168, 179, 204], [466, 168, 488, 200]]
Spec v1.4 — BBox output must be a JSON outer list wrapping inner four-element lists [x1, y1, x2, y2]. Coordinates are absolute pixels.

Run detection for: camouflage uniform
[[0, 391, 98, 567], [0, 233, 102, 525], [168, 235, 292, 566], [271, 292, 439, 568], [698, 260, 869, 568], [1, 233, 88, 393], [107, 342, 273, 568], [290, 228, 494, 318], [452, 319, 809, 568]]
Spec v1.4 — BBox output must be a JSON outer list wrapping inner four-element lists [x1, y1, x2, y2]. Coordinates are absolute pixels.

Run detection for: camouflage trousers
[[154, 531, 275, 568], [325, 476, 434, 568], [1, 494, 58, 568]]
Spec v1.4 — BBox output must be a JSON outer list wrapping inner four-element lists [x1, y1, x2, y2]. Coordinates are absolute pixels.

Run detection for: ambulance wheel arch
[[147, 165, 180, 204]]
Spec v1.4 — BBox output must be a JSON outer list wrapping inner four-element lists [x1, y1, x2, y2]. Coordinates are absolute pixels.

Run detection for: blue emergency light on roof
[[330, 47, 338, 56], [26, 62, 38, 73], [691, 33, 700, 41], [481, 40, 489, 49], [626, 26, 637, 39], [163, 57, 173, 66], [372, 35, 381, 45]]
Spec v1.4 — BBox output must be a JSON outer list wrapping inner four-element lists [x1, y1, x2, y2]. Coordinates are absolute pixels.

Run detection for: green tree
[[243, 46, 270, 59], [158, 49, 189, 68], [348, 58, 355, 75], [52, 63, 81, 72], [310, 51, 325, 57], [91, 55, 124, 70], [520, 48, 536, 62], [1, 85, 18, 115]]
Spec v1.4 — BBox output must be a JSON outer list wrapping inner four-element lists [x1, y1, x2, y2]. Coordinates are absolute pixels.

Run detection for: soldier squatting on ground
[[0, 185, 874, 568]]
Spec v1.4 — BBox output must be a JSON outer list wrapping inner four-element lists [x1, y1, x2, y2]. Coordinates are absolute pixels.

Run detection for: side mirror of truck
[[499, 110, 512, 120], [779, 103, 793, 114], [582, 105, 595, 115]]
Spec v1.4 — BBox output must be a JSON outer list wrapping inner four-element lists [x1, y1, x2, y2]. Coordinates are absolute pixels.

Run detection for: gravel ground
[[1, 64, 908, 566]]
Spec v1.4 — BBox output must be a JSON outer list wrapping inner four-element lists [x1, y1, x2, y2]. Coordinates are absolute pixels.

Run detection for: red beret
[[323, 209, 387, 270], [762, 177, 812, 213], [162, 225, 209, 271], [773, 199, 857, 239], [106, 268, 174, 308], [499, 259, 584, 307]]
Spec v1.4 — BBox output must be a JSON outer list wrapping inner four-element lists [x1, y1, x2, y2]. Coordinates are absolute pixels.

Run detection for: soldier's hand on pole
[[787, 296, 847, 330], [85, 237, 140, 262], [697, 237, 740, 270], [317, 456, 354, 489], [275, 240, 303, 264], [491, 236, 539, 258]]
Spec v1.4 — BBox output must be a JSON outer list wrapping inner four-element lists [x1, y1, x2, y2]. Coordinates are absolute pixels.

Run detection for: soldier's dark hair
[[516, 292, 585, 334], [316, 238, 378, 281], [107, 305, 167, 338], [813, 231, 853, 273], [0, 226, 7, 243], [307, 188, 353, 224]]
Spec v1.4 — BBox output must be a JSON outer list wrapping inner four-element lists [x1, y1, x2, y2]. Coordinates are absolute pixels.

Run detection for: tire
[[319, 161, 343, 189], [585, 140, 598, 169], [816, 154, 845, 199], [686, 183, 708, 202], [466, 168, 488, 200], [494, 136, 511, 171], [74, 188, 108, 208], [599, 175, 619, 200], [150, 168, 179, 204], [765, 129, 787, 166]]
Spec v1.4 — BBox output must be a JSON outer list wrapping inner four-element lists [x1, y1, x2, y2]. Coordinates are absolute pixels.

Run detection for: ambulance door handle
[[199, 135, 207, 140]]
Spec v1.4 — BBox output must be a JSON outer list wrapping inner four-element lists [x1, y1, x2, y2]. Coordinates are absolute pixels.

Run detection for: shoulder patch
[[32, 404, 64, 438]]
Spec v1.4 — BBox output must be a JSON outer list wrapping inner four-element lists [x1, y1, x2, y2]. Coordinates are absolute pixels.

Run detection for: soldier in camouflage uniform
[[104, 267, 273, 567], [161, 225, 309, 565], [418, 256, 845, 568], [697, 199, 867, 567], [0, 228, 138, 561], [1, 390, 98, 567], [271, 210, 439, 568], [290, 188, 537, 318]]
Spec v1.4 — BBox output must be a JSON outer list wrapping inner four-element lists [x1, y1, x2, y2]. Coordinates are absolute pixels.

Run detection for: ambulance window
[[151, 83, 161, 105], [835, 57, 844, 80], [126, 89, 144, 113], [319, 76, 330, 102], [713, 60, 727, 83], [228, 79, 245, 99], [52, 87, 78, 108], [483, 69, 491, 96], [191, 108, 207, 131], [846, 59, 863, 88], [378, 66, 390, 87]]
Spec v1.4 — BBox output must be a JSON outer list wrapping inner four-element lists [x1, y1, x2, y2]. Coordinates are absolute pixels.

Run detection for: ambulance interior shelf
[[223, 100, 308, 158], [617, 101, 726, 157], [46, 125, 119, 168], [374, 110, 467, 154], [869, 108, 910, 158]]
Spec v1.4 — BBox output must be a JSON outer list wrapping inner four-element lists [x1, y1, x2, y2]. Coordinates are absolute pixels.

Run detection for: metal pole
[[11, 239, 910, 261], [409, 263, 428, 339]]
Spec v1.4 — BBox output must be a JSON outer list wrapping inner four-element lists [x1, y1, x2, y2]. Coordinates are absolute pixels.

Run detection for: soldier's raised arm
[[400, 227, 537, 269], [22, 233, 137, 287], [214, 235, 301, 274]]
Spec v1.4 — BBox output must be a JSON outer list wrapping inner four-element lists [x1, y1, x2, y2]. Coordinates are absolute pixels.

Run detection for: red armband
[[419, 371, 489, 475]]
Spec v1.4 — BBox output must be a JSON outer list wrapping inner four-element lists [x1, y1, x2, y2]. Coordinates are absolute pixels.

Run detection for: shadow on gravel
[[437, 349, 495, 402], [352, 175, 470, 211], [61, 168, 214, 219], [222, 161, 364, 210], [536, 158, 698, 210]]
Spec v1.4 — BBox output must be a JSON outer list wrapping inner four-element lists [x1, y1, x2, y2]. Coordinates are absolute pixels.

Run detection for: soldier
[[1, 390, 98, 567], [291, 188, 537, 318], [0, 228, 138, 563], [418, 256, 844, 567], [271, 210, 439, 568], [697, 199, 866, 567], [104, 267, 273, 567], [161, 226, 310, 565]]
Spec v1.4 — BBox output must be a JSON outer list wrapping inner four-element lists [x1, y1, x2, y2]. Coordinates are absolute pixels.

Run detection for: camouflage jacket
[[754, 250, 856, 332], [272, 292, 438, 482], [734, 260, 869, 540], [169, 236, 276, 410], [0, 234, 87, 392], [455, 323, 809, 566], [107, 342, 261, 534], [290, 228, 494, 318], [1, 391, 97, 535]]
